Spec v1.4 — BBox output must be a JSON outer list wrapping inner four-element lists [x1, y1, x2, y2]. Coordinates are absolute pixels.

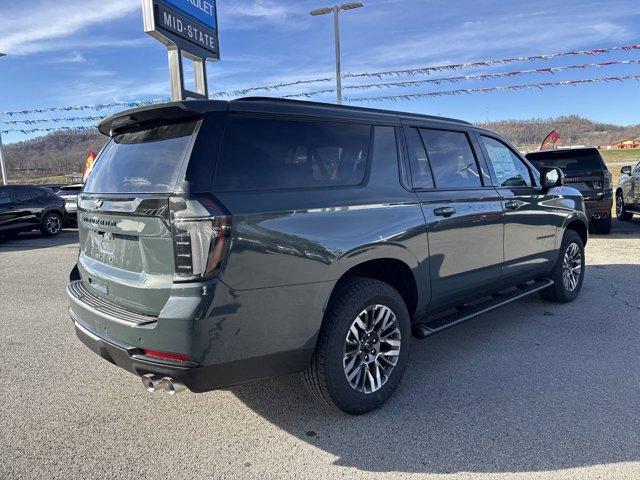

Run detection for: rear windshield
[[526, 150, 604, 173], [213, 117, 371, 191], [84, 121, 198, 194]]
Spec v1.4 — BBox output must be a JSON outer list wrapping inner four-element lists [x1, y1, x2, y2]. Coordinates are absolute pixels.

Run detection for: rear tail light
[[169, 196, 232, 281], [603, 171, 612, 189], [142, 349, 192, 363]]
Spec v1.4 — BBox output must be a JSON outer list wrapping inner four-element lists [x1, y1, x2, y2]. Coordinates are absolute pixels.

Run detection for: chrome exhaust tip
[[141, 374, 165, 393], [162, 377, 187, 395]]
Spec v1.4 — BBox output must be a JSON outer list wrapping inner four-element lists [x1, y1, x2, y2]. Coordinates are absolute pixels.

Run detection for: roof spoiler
[[98, 100, 229, 137]]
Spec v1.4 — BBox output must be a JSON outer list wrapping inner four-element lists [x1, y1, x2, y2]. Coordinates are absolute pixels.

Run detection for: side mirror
[[621, 165, 632, 175], [540, 167, 564, 190]]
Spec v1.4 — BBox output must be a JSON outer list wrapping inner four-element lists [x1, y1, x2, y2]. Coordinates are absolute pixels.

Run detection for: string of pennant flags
[[1, 42, 639, 136], [1, 115, 108, 126], [209, 43, 640, 97], [0, 99, 169, 117], [3, 74, 639, 135], [346, 74, 640, 103], [343, 43, 640, 79], [285, 58, 640, 99], [1, 125, 99, 135]]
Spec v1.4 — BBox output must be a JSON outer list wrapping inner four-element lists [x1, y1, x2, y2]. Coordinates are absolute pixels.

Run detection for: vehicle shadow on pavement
[[0, 230, 78, 252], [231, 263, 640, 474], [591, 218, 640, 240]]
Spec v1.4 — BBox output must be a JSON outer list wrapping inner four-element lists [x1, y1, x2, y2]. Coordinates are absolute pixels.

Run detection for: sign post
[[142, 0, 219, 101], [0, 52, 7, 185], [0, 131, 7, 186]]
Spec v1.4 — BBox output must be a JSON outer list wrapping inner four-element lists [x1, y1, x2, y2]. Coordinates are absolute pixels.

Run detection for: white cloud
[[350, 8, 636, 72], [218, 0, 301, 29], [0, 0, 139, 55]]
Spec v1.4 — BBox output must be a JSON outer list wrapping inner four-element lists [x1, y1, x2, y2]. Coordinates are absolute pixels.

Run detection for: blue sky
[[1, 0, 640, 144]]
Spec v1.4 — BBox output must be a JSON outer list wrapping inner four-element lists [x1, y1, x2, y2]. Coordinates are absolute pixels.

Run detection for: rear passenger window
[[405, 127, 434, 189], [419, 129, 481, 188], [214, 117, 371, 191], [0, 189, 11, 206], [481, 136, 532, 187], [14, 189, 31, 202]]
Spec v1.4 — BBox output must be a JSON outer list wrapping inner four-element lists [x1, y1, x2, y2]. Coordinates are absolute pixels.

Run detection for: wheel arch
[[564, 217, 588, 246], [325, 257, 421, 321]]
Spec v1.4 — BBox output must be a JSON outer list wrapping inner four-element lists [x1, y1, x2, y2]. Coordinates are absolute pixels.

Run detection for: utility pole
[[310, 3, 363, 105], [0, 52, 7, 185]]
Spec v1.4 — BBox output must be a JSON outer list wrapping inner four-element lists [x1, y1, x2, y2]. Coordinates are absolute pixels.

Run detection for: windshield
[[84, 121, 198, 194], [526, 150, 604, 174]]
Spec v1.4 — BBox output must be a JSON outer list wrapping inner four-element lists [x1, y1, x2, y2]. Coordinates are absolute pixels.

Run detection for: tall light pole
[[310, 3, 363, 105], [0, 52, 7, 186]]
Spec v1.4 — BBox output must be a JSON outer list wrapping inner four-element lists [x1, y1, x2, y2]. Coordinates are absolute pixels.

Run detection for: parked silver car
[[616, 160, 640, 221]]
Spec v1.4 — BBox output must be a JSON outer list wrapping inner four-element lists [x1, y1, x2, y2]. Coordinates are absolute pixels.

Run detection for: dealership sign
[[143, 0, 219, 58], [142, 0, 219, 101]]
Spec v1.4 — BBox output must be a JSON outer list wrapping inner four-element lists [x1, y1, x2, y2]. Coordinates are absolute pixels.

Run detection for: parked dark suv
[[526, 147, 613, 234], [68, 98, 588, 414], [0, 185, 66, 238]]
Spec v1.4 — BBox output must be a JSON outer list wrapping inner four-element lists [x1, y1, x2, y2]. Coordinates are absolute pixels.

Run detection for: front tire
[[40, 212, 63, 236], [616, 192, 633, 221], [540, 230, 585, 303], [304, 278, 410, 415]]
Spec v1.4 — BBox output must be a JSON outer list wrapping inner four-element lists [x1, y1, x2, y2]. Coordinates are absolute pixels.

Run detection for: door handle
[[434, 206, 456, 217], [504, 200, 524, 211]]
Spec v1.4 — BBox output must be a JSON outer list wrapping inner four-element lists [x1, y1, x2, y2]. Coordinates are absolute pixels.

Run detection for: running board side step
[[412, 279, 554, 339]]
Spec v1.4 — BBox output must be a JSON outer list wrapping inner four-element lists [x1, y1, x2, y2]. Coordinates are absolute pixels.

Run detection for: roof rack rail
[[233, 96, 472, 125]]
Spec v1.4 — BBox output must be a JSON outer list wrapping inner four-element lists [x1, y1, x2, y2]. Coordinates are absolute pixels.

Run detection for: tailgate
[[564, 171, 606, 201], [77, 196, 174, 317]]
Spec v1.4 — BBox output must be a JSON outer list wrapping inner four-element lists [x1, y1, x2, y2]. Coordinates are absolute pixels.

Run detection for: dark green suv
[[68, 98, 588, 414]]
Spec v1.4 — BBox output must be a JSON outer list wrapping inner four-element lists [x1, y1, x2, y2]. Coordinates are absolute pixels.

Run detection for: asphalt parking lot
[[1, 221, 639, 480]]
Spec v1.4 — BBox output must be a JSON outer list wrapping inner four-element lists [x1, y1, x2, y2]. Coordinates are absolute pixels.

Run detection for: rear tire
[[304, 277, 410, 415], [40, 212, 63, 236], [540, 229, 585, 303], [616, 192, 633, 221], [591, 216, 611, 234]]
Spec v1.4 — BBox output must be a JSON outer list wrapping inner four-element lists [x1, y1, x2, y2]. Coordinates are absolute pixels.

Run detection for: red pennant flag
[[83, 150, 97, 182], [540, 130, 560, 151]]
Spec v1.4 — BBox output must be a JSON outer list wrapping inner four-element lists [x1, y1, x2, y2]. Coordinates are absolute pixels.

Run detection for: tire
[[591, 216, 611, 234], [40, 212, 63, 236], [540, 229, 585, 303], [616, 191, 633, 221], [304, 277, 411, 415]]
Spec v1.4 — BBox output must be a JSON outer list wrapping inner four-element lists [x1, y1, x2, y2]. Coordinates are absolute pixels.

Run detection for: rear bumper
[[71, 310, 313, 392], [585, 198, 612, 219]]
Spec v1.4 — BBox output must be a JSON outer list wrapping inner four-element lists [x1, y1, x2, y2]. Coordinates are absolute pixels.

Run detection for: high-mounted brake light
[[169, 196, 232, 281]]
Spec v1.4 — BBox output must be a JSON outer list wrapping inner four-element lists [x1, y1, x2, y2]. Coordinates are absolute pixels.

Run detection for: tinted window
[[30, 188, 48, 199], [371, 126, 400, 183], [84, 121, 198, 194], [0, 189, 11, 206], [405, 127, 434, 189], [419, 129, 481, 188], [482, 136, 532, 187], [526, 149, 604, 174], [214, 117, 370, 191], [14, 188, 31, 202]]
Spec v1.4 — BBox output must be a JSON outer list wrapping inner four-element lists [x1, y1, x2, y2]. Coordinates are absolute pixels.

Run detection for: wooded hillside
[[3, 115, 640, 183], [4, 130, 107, 182], [477, 115, 640, 148]]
